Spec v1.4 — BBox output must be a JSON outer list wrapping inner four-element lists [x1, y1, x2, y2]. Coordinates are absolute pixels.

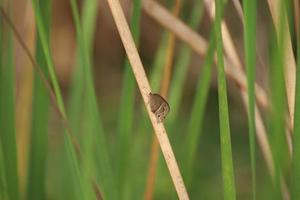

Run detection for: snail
[[148, 93, 170, 123]]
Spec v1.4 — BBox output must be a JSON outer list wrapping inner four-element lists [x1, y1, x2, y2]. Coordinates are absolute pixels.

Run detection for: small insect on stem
[[149, 93, 170, 123]]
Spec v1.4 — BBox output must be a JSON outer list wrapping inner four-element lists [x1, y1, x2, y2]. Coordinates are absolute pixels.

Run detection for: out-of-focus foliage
[[0, 0, 298, 199]]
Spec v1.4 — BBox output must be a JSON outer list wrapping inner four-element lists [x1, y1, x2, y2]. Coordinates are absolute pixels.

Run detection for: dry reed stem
[[142, 0, 268, 109], [267, 0, 297, 129], [231, 0, 243, 21], [14, 1, 35, 190], [144, 1, 182, 199], [105, 0, 189, 199]]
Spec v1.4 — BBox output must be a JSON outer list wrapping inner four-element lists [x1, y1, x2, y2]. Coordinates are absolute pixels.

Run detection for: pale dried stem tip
[[105, 0, 189, 199], [267, 0, 297, 129], [266, 1, 296, 158], [231, 0, 244, 21]]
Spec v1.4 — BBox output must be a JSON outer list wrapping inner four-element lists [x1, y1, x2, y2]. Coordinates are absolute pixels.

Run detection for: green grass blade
[[25, 49, 46, 198], [150, 32, 170, 91], [67, 0, 99, 131], [268, 1, 290, 198], [268, 39, 288, 199], [117, 0, 142, 198], [0, 142, 7, 200], [243, 0, 257, 199], [184, 35, 215, 185], [31, 0, 84, 199], [167, 2, 204, 124], [0, 9, 20, 200], [31, 0, 65, 114], [81, 0, 99, 50], [78, 4, 105, 199], [63, 133, 85, 200], [291, 18, 300, 200], [214, 0, 236, 199], [69, 0, 117, 199], [68, 3, 100, 199], [26, 1, 51, 199]]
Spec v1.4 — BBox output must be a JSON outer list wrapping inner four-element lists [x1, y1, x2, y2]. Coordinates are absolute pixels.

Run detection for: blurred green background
[[0, 0, 299, 199]]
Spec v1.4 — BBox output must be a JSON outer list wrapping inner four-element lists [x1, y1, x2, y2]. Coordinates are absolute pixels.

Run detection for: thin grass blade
[[291, 16, 300, 200], [215, 0, 236, 199], [243, 0, 257, 199], [184, 35, 215, 185], [69, 0, 117, 199], [268, 0, 290, 198], [117, 0, 142, 198], [26, 1, 51, 199], [0, 8, 20, 200], [167, 2, 204, 124], [31, 0, 85, 199]]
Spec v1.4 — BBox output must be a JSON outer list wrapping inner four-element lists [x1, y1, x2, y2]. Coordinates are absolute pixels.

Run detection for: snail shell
[[149, 93, 170, 122]]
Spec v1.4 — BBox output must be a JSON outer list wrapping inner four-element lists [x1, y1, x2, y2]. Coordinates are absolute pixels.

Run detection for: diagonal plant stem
[[231, 0, 243, 20], [106, 0, 189, 199]]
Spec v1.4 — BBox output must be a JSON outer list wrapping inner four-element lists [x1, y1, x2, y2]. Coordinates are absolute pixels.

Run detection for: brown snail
[[148, 93, 170, 122]]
